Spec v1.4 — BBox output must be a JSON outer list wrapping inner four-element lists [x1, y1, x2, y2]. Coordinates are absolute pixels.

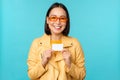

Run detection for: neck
[[51, 34, 63, 40]]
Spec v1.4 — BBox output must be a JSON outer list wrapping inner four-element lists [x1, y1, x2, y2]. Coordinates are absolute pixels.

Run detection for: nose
[[56, 18, 61, 24]]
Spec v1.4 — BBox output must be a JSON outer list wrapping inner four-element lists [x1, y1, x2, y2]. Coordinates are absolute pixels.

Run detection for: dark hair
[[44, 2, 70, 36]]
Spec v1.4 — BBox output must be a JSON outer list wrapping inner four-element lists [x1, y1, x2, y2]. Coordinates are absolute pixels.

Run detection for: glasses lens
[[59, 17, 67, 22], [49, 16, 57, 21], [49, 16, 67, 22]]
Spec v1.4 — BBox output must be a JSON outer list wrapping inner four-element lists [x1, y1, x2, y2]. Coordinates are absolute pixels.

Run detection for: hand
[[62, 49, 71, 68], [42, 49, 53, 67]]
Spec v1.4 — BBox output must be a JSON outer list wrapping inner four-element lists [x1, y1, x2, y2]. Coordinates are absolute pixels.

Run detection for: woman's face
[[47, 7, 67, 35]]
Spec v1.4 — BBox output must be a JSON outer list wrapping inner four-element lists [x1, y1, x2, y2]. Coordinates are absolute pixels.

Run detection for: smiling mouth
[[54, 26, 62, 29]]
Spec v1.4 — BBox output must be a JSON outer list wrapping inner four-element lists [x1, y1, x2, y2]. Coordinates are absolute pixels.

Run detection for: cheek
[[63, 24, 66, 28], [47, 23, 55, 30], [48, 22, 54, 28], [62, 23, 67, 28]]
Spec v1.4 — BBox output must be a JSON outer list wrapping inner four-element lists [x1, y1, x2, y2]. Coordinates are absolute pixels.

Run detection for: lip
[[54, 26, 62, 30]]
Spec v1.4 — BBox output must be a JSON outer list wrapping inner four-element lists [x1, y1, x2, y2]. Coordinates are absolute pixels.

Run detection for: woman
[[27, 2, 86, 80]]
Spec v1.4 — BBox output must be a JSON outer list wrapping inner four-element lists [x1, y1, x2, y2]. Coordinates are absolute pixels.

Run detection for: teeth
[[55, 26, 61, 29]]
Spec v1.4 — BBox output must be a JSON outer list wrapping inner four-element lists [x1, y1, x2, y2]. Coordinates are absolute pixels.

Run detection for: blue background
[[0, 0, 120, 80]]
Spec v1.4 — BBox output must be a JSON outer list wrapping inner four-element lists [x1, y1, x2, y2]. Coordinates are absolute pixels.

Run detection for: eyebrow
[[49, 15, 67, 17]]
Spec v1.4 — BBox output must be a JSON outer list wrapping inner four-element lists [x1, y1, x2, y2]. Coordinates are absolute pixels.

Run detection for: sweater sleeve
[[27, 39, 48, 79], [65, 39, 86, 80]]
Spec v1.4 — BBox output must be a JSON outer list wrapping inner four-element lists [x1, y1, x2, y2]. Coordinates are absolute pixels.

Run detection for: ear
[[46, 17, 49, 24]]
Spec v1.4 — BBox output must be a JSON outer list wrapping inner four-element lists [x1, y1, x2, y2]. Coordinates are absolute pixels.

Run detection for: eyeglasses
[[48, 16, 68, 22]]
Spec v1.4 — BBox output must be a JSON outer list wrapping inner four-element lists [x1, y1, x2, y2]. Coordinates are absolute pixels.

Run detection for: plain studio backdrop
[[0, 0, 120, 80]]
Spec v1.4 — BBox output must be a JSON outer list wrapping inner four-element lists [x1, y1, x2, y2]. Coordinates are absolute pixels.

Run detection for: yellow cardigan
[[27, 34, 86, 80]]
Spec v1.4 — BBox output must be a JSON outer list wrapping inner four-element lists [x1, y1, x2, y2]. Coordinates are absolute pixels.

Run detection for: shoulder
[[65, 36, 81, 44], [63, 35, 82, 47], [32, 34, 48, 42], [31, 34, 50, 46], [32, 37, 42, 44], [31, 35, 44, 45], [67, 36, 83, 52]]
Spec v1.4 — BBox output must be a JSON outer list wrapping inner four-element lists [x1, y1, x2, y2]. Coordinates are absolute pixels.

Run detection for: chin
[[53, 31, 63, 35]]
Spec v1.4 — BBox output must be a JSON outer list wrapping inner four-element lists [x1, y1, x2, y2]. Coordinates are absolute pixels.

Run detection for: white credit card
[[52, 44, 63, 51]]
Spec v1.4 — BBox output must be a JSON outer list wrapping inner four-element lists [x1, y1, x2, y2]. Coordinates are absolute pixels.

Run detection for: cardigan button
[[40, 42, 42, 45]]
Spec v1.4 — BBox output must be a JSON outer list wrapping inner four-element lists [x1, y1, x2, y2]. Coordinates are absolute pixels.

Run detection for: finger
[[62, 49, 68, 54], [61, 49, 66, 52]]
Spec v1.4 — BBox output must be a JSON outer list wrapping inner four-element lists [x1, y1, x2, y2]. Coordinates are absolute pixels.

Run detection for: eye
[[60, 17, 67, 22], [49, 16, 57, 21], [60, 17, 66, 20]]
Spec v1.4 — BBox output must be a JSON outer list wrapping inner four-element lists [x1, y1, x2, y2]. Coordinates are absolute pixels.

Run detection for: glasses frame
[[48, 16, 68, 23]]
